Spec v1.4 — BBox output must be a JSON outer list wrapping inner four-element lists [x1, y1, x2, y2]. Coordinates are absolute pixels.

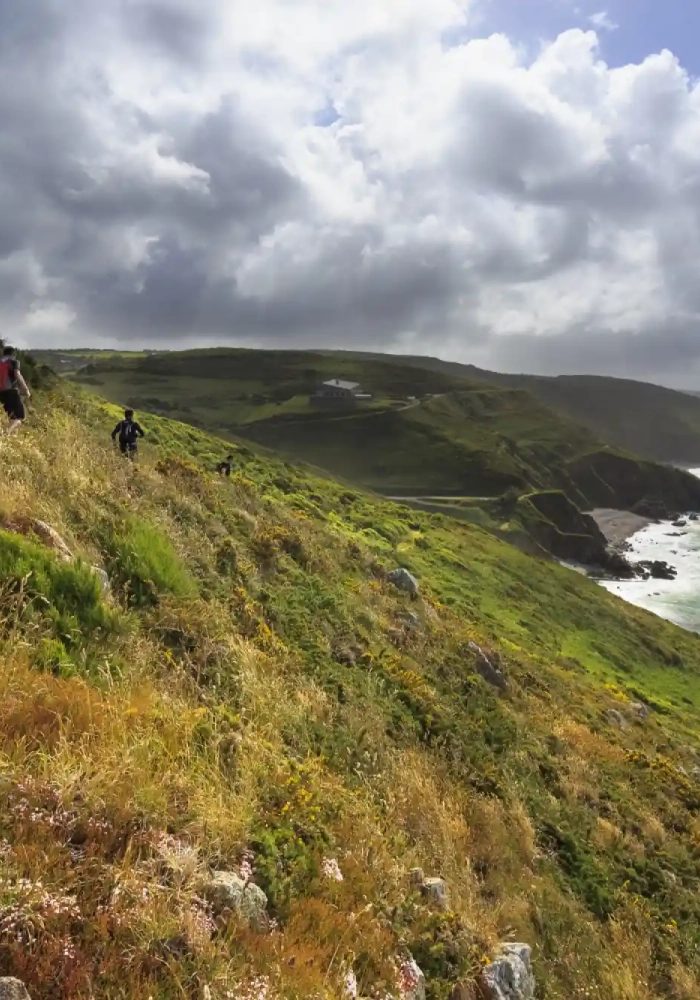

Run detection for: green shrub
[[97, 518, 197, 607], [0, 531, 115, 641]]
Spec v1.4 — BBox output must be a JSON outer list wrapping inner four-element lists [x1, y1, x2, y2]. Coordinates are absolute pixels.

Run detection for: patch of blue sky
[[458, 0, 697, 74], [313, 101, 341, 127]]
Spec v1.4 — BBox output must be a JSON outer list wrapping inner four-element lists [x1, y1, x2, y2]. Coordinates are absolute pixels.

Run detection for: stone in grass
[[409, 868, 450, 910], [421, 876, 449, 910], [629, 701, 650, 722], [201, 871, 268, 931], [92, 566, 111, 596], [603, 708, 628, 730], [468, 642, 509, 692], [398, 951, 426, 1000], [387, 568, 420, 598], [0, 980, 32, 1000], [480, 943, 535, 1000], [30, 520, 74, 562]]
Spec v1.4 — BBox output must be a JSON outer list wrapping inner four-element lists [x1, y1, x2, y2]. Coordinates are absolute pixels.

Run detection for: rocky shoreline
[[588, 505, 700, 583]]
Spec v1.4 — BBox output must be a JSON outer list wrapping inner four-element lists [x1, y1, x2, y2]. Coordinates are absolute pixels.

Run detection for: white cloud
[[589, 10, 619, 32], [3, 1, 700, 383]]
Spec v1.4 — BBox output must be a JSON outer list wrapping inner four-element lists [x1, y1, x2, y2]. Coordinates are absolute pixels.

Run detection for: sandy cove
[[589, 508, 652, 546]]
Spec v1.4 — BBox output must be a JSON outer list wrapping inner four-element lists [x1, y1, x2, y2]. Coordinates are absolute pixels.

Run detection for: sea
[[600, 469, 700, 634]]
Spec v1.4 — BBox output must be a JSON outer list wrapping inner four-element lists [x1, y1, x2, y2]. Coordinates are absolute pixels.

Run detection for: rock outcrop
[[631, 498, 676, 521], [0, 516, 111, 592], [638, 560, 677, 581], [516, 491, 610, 565], [468, 642, 509, 692], [398, 952, 426, 1000], [630, 701, 650, 721], [92, 566, 111, 595], [0, 516, 73, 561], [201, 871, 268, 931], [409, 868, 450, 910], [387, 568, 420, 598], [0, 981, 32, 1000], [603, 709, 628, 729], [480, 943, 535, 1000], [30, 520, 74, 562]]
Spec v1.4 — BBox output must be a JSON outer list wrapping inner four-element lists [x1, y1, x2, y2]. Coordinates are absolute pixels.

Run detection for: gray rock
[[92, 566, 111, 595], [603, 709, 628, 729], [468, 642, 509, 692], [409, 869, 450, 909], [387, 568, 420, 597], [399, 952, 426, 1000], [629, 701, 649, 721], [201, 871, 268, 931], [0, 980, 32, 1000], [30, 520, 73, 562], [421, 876, 449, 910], [335, 647, 357, 666], [481, 943, 535, 1000]]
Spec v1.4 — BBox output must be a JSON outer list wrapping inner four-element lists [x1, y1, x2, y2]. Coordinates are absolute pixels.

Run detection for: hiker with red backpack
[[111, 409, 145, 460], [0, 346, 31, 435]]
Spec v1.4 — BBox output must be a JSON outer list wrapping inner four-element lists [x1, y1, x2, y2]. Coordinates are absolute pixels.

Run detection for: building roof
[[322, 379, 360, 390]]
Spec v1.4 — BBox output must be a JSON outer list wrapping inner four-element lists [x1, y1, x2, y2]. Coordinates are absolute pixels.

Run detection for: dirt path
[[385, 495, 494, 503]]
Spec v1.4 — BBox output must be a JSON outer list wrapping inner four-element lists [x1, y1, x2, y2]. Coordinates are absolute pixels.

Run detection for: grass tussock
[[1, 387, 700, 998]]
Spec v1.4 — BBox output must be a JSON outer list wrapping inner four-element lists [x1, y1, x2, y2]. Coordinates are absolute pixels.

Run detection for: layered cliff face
[[513, 491, 610, 565], [565, 450, 700, 513], [3, 386, 700, 1000]]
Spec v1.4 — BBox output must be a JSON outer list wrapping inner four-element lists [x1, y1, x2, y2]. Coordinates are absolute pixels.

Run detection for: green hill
[[4, 379, 700, 998], [50, 349, 700, 519], [357, 355, 700, 467], [492, 373, 700, 466]]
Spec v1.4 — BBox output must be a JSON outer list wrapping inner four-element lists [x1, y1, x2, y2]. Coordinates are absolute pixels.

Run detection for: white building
[[315, 378, 361, 399]]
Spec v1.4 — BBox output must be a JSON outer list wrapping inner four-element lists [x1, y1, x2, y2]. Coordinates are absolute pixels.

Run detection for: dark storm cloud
[[126, 0, 212, 65], [488, 320, 700, 388], [2, 2, 700, 383]]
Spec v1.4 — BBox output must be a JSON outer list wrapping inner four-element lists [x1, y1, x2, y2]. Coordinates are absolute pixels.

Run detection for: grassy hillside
[[50, 348, 700, 512], [496, 374, 700, 466], [67, 348, 469, 428], [4, 382, 700, 998], [357, 355, 700, 467]]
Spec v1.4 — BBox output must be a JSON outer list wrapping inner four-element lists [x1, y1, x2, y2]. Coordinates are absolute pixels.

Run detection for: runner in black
[[216, 454, 235, 477], [0, 346, 31, 436], [111, 409, 145, 459]]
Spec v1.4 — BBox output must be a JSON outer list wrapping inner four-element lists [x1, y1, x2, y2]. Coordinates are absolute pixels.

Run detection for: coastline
[[589, 508, 652, 546], [597, 513, 700, 634]]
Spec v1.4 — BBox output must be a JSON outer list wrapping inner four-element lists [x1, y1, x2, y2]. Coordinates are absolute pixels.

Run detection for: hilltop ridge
[[2, 380, 700, 998]]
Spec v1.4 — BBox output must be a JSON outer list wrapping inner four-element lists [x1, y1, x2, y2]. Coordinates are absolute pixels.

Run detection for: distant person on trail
[[111, 409, 145, 459], [0, 345, 31, 436], [216, 454, 234, 477]]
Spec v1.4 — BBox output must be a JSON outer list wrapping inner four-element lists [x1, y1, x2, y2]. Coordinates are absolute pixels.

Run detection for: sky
[[4, 0, 700, 386]]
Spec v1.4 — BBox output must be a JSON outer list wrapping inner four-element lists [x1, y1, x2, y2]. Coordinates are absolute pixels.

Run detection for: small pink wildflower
[[237, 850, 255, 882]]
